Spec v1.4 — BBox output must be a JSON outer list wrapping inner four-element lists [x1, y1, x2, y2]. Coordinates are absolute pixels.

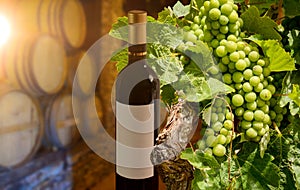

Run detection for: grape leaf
[[173, 73, 211, 102], [192, 169, 222, 190], [161, 84, 177, 105], [252, 39, 296, 72], [147, 43, 183, 86], [283, 0, 300, 17], [207, 78, 235, 96], [109, 16, 128, 42], [157, 8, 177, 25], [241, 6, 282, 40], [172, 1, 190, 18], [235, 142, 281, 189], [181, 148, 220, 169], [288, 84, 300, 107], [111, 47, 128, 72]]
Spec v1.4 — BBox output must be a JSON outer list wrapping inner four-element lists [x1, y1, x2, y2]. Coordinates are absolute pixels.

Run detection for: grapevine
[[110, 0, 300, 189]]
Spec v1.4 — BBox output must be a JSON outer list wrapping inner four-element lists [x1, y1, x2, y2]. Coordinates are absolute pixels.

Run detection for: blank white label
[[116, 101, 154, 179]]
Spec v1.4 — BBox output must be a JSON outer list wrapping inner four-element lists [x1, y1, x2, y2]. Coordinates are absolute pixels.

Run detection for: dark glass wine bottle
[[115, 10, 160, 190]]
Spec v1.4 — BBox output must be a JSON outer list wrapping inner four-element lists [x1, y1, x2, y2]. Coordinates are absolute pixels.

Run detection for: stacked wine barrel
[[0, 0, 103, 169]]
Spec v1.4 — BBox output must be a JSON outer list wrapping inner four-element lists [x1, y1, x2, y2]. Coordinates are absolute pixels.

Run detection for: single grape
[[217, 134, 227, 144], [232, 72, 244, 83], [269, 110, 277, 120], [237, 41, 246, 51], [191, 23, 200, 30], [229, 51, 240, 62], [228, 23, 239, 33], [211, 29, 220, 36], [222, 56, 230, 65], [243, 110, 254, 121], [238, 50, 246, 59], [235, 83, 243, 90], [235, 59, 247, 71], [257, 128, 266, 136], [225, 41, 237, 53], [193, 15, 201, 24], [243, 69, 253, 80], [243, 46, 252, 55], [257, 59, 265, 66], [219, 15, 229, 25], [256, 97, 266, 107], [254, 83, 264, 93], [254, 110, 265, 121], [220, 3, 233, 16], [242, 82, 253, 92], [213, 121, 223, 131], [224, 119, 234, 130], [220, 128, 228, 136], [246, 128, 258, 138], [220, 25, 229, 34], [206, 135, 218, 147], [218, 62, 228, 72], [266, 84, 276, 95], [241, 120, 252, 129], [212, 21, 221, 29], [260, 104, 269, 113], [227, 34, 237, 42], [253, 65, 263, 75], [252, 121, 264, 130], [216, 45, 228, 57], [235, 107, 244, 116], [213, 144, 226, 157], [246, 102, 257, 111], [223, 73, 232, 84], [259, 89, 272, 101], [245, 92, 257, 102], [206, 128, 215, 136], [228, 11, 238, 23], [210, 0, 220, 8], [248, 51, 260, 62], [184, 31, 197, 43], [232, 94, 244, 107], [249, 76, 260, 87], [225, 111, 234, 120], [209, 8, 221, 21]]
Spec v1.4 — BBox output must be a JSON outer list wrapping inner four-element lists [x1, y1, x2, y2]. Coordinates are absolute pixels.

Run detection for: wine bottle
[[115, 10, 160, 190]]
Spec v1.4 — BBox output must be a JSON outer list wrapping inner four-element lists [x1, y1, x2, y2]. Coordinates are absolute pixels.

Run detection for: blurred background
[[0, 0, 189, 189]]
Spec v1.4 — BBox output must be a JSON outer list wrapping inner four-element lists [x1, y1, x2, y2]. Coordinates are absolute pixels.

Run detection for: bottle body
[[115, 10, 159, 190]]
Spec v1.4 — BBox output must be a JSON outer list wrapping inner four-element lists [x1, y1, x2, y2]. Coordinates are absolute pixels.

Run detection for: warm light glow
[[0, 15, 10, 46]]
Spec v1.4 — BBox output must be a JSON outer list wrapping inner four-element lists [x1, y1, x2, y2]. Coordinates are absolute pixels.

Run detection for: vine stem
[[277, 0, 284, 24]]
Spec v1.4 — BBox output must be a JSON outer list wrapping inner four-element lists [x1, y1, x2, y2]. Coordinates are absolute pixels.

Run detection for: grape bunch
[[197, 98, 235, 157], [181, 0, 281, 156], [268, 72, 290, 127]]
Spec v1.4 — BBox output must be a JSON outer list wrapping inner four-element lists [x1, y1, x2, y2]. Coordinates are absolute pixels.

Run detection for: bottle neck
[[128, 44, 146, 64]]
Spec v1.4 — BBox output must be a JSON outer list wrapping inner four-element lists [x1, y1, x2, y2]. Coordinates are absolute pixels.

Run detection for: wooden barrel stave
[[0, 85, 43, 168]]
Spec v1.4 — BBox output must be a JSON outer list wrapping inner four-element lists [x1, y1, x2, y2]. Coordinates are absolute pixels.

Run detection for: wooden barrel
[[67, 51, 97, 97], [1, 35, 67, 96], [0, 84, 43, 168], [44, 92, 81, 149], [15, 0, 86, 50]]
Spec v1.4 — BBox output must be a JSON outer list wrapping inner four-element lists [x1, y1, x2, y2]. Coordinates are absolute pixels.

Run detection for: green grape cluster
[[268, 72, 290, 127], [197, 98, 235, 157], [182, 0, 280, 145]]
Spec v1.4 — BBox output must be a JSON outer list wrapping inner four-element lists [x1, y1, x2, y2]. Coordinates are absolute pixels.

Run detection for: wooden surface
[[92, 171, 167, 190], [0, 88, 43, 167]]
